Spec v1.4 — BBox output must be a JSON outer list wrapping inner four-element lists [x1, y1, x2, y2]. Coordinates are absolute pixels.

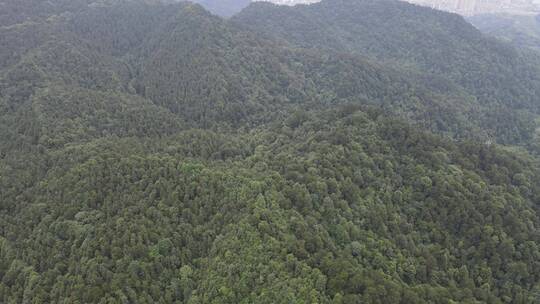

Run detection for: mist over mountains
[[470, 13, 540, 50], [398, 1, 540, 63]]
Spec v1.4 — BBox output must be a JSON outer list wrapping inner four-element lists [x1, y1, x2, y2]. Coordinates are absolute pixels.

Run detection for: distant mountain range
[[191, 0, 251, 16], [402, 0, 540, 50], [194, 0, 540, 18], [404, 0, 540, 16], [191, 0, 319, 16], [469, 13, 540, 50]]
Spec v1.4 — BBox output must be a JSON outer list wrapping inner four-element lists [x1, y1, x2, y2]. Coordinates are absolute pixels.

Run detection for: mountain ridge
[[235, 0, 540, 145]]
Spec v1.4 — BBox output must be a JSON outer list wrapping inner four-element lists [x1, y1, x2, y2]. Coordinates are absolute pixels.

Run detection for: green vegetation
[[2, 107, 539, 303], [234, 0, 540, 146], [0, 0, 539, 303]]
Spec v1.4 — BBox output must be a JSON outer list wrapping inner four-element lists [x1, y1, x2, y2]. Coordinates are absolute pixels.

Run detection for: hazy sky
[[255, 0, 320, 5]]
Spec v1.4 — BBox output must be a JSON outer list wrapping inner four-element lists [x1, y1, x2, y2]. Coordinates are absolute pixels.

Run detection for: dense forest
[[235, 0, 540, 146], [0, 0, 539, 303]]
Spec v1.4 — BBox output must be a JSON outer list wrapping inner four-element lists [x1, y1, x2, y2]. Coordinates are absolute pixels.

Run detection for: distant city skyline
[[403, 0, 540, 16]]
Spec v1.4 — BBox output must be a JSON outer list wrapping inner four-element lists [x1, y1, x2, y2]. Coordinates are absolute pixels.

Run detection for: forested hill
[[0, 0, 428, 137], [1, 0, 540, 303], [1, 0, 539, 146], [234, 0, 540, 146], [0, 0, 96, 26], [0, 0, 505, 143]]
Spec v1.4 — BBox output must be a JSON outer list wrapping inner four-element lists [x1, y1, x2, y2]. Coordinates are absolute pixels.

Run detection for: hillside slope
[[0, 0, 486, 137], [2, 107, 539, 303], [0, 1, 539, 303], [235, 0, 540, 145]]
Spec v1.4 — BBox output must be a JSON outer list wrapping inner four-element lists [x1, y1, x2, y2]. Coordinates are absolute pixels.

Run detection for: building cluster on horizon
[[404, 0, 540, 16]]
